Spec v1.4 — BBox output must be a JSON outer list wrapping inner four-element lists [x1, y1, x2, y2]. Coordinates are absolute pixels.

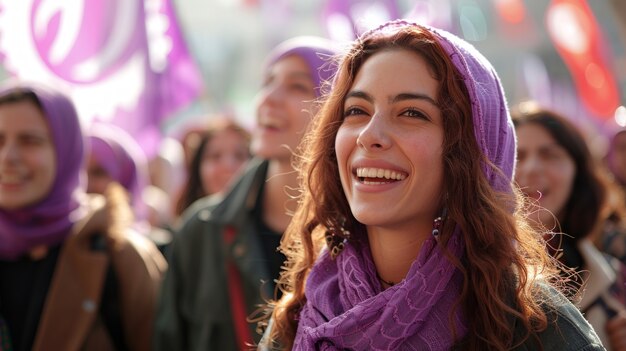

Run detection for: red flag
[[491, 0, 537, 41], [546, 0, 620, 119]]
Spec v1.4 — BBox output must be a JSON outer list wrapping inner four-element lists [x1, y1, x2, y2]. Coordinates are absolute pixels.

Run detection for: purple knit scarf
[[294, 230, 466, 350]]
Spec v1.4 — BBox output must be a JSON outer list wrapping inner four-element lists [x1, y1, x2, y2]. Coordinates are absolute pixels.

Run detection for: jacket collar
[[211, 157, 269, 225]]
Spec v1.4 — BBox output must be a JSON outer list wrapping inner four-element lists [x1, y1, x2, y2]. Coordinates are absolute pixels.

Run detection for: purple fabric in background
[[0, 82, 86, 260], [87, 122, 150, 221], [115, 0, 204, 159], [146, 0, 204, 151], [0, 0, 204, 159], [265, 36, 339, 98]]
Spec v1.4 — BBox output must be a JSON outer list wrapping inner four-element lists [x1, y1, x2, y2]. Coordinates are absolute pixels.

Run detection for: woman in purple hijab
[[0, 82, 166, 351], [86, 122, 150, 221], [260, 20, 603, 350]]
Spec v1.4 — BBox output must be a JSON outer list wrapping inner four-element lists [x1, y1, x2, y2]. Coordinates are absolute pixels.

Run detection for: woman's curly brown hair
[[262, 25, 561, 350]]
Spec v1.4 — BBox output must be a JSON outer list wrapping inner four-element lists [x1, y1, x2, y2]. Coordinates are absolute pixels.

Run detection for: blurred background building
[[0, 0, 624, 157]]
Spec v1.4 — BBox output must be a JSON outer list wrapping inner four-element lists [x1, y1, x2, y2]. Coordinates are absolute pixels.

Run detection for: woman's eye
[[343, 107, 365, 117], [544, 152, 564, 161], [21, 136, 46, 146], [403, 109, 429, 120]]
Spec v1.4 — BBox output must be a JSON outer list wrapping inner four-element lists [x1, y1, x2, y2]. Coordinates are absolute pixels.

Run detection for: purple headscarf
[[428, 24, 516, 195], [293, 20, 516, 350], [264, 36, 339, 98], [0, 82, 86, 260], [87, 123, 149, 220]]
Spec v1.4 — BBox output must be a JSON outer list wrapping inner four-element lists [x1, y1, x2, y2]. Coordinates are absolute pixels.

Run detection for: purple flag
[[0, 0, 203, 158]]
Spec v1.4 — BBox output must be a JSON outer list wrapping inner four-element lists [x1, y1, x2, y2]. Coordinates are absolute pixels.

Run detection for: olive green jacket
[[154, 158, 274, 351]]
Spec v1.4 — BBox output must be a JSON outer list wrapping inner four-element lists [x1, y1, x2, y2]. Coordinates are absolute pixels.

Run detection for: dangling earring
[[432, 207, 448, 237], [325, 218, 350, 259]]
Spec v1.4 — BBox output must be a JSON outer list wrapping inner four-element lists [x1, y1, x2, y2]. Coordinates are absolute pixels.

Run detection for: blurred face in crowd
[[0, 100, 56, 209], [252, 55, 317, 162], [200, 129, 250, 195], [335, 49, 444, 233], [515, 122, 576, 228], [86, 156, 113, 195]]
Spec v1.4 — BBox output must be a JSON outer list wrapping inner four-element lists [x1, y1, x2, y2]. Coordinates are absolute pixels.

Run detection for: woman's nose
[[0, 142, 20, 165], [356, 113, 391, 151]]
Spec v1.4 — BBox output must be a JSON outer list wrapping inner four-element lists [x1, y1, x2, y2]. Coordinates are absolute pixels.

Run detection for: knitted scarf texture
[[294, 230, 466, 350]]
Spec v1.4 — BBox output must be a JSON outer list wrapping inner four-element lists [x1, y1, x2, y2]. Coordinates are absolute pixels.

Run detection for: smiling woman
[[259, 20, 604, 351], [0, 98, 56, 210], [513, 102, 626, 349], [154, 36, 339, 351], [0, 82, 166, 351], [336, 49, 444, 270]]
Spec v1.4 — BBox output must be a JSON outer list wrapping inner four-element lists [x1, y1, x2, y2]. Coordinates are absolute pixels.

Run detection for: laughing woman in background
[[0, 82, 166, 351]]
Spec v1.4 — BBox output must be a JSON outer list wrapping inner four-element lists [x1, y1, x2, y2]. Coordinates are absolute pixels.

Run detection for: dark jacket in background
[[154, 158, 276, 351]]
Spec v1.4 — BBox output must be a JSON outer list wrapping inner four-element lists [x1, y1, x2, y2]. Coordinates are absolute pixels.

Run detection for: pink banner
[[0, 0, 203, 158]]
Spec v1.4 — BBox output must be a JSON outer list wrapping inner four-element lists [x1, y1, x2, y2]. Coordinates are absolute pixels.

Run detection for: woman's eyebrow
[[345, 90, 373, 103], [391, 93, 439, 107], [345, 90, 439, 108]]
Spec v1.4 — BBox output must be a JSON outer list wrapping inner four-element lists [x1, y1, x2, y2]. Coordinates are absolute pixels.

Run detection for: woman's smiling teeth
[[355, 167, 407, 184]]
